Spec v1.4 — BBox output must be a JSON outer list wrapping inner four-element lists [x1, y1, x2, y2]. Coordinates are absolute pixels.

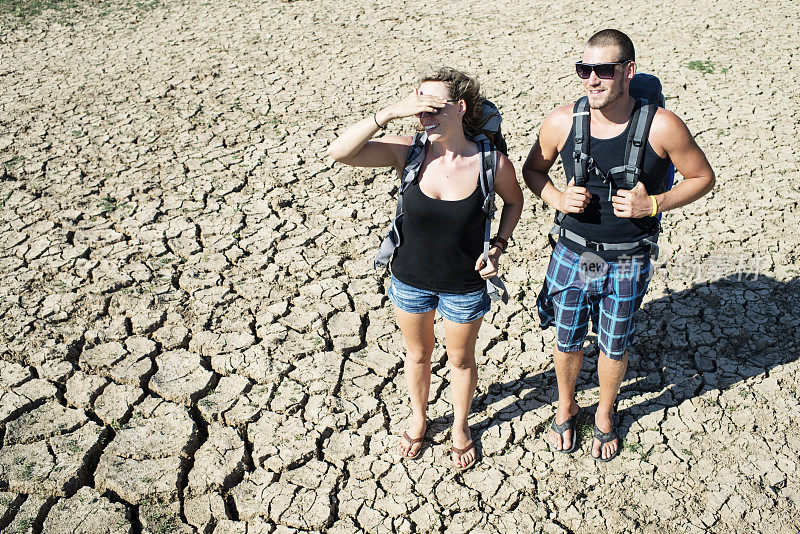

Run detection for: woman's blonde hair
[[418, 67, 485, 138]]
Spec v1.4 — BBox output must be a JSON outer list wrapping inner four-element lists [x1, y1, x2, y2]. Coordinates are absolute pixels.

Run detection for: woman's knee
[[447, 349, 476, 370], [405, 343, 434, 364]]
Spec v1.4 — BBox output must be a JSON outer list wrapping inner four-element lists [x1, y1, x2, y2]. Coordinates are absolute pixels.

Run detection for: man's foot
[[592, 413, 619, 462], [549, 403, 580, 452], [451, 424, 476, 470], [397, 417, 427, 459]]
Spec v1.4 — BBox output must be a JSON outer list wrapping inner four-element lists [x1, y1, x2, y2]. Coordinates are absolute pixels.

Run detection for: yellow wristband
[[650, 195, 658, 217]]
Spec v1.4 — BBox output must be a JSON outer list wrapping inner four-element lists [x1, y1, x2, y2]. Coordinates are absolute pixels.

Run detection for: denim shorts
[[388, 275, 490, 324], [537, 242, 651, 359]]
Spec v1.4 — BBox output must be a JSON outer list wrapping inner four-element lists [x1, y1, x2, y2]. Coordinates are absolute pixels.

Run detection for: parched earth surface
[[0, 0, 799, 532]]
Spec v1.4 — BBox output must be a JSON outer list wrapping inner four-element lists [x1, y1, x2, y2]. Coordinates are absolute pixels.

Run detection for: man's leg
[[550, 347, 583, 450], [540, 242, 591, 451], [593, 350, 628, 459], [593, 254, 649, 459]]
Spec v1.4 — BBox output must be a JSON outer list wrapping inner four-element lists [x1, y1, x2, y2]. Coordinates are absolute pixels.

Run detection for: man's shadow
[[436, 273, 799, 451]]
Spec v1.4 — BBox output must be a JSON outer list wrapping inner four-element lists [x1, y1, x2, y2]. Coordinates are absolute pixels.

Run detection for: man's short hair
[[586, 29, 635, 63]]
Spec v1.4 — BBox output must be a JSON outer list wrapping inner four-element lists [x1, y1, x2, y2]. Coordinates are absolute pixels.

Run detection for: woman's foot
[[451, 424, 476, 470], [398, 416, 427, 458]]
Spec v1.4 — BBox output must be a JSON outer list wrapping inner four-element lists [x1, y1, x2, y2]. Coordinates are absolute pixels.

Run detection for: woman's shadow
[[457, 273, 799, 450]]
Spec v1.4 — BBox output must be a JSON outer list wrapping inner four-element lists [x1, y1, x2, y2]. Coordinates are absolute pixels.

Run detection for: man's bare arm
[[522, 106, 591, 214], [651, 109, 715, 213]]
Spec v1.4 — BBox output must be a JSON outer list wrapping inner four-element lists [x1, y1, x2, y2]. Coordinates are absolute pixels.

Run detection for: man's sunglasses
[[575, 61, 629, 80]]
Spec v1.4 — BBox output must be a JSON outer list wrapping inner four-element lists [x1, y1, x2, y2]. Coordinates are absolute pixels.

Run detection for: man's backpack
[[552, 73, 676, 259], [374, 100, 509, 304]]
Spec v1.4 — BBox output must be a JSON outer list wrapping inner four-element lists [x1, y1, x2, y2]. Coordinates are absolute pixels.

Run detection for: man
[[522, 29, 714, 461]]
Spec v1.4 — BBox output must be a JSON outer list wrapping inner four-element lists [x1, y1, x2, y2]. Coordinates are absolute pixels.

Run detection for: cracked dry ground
[[0, 0, 798, 532]]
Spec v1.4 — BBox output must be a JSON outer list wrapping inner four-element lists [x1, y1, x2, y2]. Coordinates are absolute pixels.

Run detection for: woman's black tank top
[[390, 180, 485, 293], [558, 104, 670, 260]]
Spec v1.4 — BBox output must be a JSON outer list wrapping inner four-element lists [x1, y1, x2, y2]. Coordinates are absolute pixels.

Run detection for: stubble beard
[[588, 83, 624, 110]]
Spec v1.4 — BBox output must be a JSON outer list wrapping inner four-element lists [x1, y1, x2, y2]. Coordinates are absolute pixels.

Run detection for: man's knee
[[554, 346, 584, 359], [598, 349, 628, 363]]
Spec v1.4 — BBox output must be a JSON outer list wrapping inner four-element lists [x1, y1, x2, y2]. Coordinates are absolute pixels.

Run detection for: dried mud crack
[[1, 0, 800, 532]]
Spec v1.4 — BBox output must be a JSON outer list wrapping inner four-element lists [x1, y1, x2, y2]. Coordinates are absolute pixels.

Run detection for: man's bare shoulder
[[539, 104, 575, 151], [649, 108, 690, 154], [650, 108, 687, 137], [547, 104, 575, 130]]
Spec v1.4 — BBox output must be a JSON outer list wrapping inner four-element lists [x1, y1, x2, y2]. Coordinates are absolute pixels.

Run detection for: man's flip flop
[[593, 421, 620, 462], [550, 409, 580, 454], [452, 441, 477, 471]]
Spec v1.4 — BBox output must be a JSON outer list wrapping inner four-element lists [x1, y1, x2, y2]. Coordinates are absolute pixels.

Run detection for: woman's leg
[[394, 306, 436, 457], [443, 315, 483, 468]]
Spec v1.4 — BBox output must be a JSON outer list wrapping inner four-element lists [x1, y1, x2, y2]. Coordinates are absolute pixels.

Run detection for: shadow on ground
[[429, 274, 798, 452]]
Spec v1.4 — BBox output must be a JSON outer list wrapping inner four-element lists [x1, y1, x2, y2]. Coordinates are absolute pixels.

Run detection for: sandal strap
[[451, 441, 474, 455], [593, 425, 618, 444], [551, 411, 579, 434], [402, 431, 424, 445]]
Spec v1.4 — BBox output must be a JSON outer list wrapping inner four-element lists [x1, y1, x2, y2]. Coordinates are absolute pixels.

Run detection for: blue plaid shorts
[[536, 242, 651, 359]]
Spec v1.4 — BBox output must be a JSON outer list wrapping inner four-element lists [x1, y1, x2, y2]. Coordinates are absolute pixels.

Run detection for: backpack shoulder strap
[[572, 97, 591, 187], [552, 98, 590, 233], [473, 134, 494, 211], [475, 135, 508, 304], [402, 132, 428, 187], [374, 132, 427, 270], [395, 132, 428, 215], [622, 99, 658, 189]]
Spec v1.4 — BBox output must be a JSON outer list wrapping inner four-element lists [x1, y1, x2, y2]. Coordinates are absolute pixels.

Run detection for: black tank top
[[558, 103, 670, 260], [390, 181, 485, 293]]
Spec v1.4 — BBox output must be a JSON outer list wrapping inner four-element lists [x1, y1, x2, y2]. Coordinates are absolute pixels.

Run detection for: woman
[[327, 68, 523, 470]]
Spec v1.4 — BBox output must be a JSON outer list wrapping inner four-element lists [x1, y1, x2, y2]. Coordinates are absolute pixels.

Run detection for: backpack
[[374, 100, 509, 304], [551, 72, 676, 259]]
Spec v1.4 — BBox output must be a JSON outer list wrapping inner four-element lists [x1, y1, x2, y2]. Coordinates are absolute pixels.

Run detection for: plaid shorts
[[536, 242, 651, 359]]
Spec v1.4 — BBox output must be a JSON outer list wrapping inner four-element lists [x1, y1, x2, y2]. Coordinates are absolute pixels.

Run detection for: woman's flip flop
[[452, 441, 477, 471], [398, 420, 427, 459]]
